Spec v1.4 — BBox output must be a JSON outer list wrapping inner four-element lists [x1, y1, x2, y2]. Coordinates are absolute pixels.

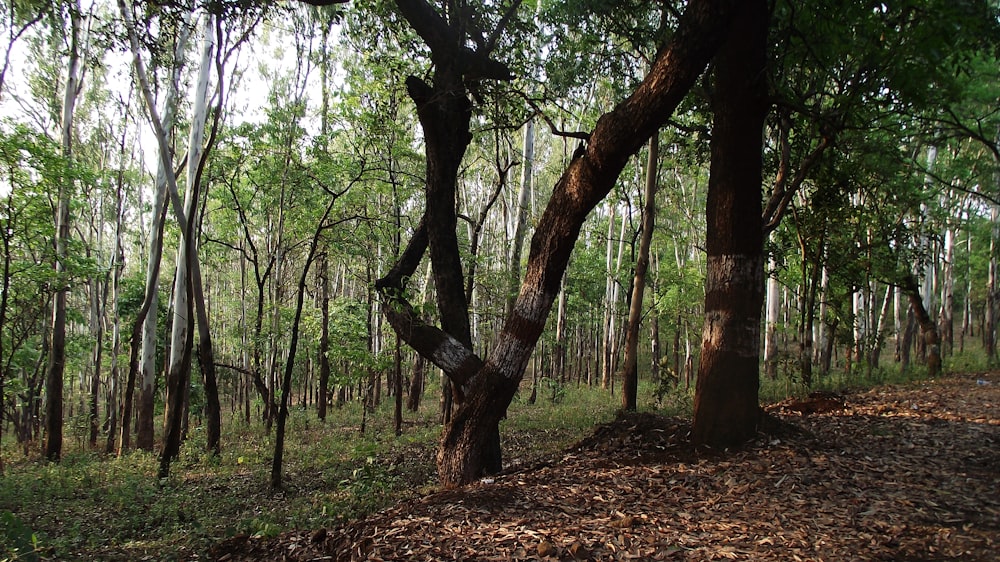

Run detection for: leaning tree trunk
[[271, 198, 338, 489], [163, 12, 214, 462], [44, 1, 82, 462], [691, 0, 768, 448], [135, 8, 192, 452], [380, 0, 739, 487], [621, 132, 658, 411]]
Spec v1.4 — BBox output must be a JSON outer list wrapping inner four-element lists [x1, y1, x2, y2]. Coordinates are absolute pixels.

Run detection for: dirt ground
[[212, 372, 999, 561]]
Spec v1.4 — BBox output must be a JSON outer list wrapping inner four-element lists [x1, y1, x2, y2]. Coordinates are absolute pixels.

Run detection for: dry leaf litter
[[212, 372, 999, 561]]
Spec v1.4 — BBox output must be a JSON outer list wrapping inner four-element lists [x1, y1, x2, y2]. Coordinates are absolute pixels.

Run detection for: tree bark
[[986, 205, 998, 364], [621, 132, 658, 411], [163, 12, 215, 462], [902, 274, 941, 378], [380, 0, 738, 487], [691, 0, 769, 448], [136, 6, 193, 452], [45, 0, 82, 462]]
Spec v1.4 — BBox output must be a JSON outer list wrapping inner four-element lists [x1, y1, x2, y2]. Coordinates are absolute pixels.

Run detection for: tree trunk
[[691, 0, 768, 447], [870, 283, 893, 369], [317, 251, 331, 421], [902, 275, 941, 378], [379, 0, 738, 487], [272, 198, 337, 489], [600, 203, 617, 390], [507, 118, 534, 318], [187, 14, 221, 456], [986, 204, 998, 365], [939, 204, 955, 356], [763, 257, 780, 379], [163, 12, 214, 461], [393, 336, 403, 436], [900, 303, 915, 373], [553, 273, 568, 383], [45, 1, 82, 462], [136, 7, 193, 452], [621, 132, 658, 411]]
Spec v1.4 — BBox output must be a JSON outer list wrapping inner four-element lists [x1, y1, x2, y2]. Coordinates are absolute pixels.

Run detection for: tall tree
[[132, 3, 194, 452], [691, 0, 769, 447], [44, 0, 83, 462]]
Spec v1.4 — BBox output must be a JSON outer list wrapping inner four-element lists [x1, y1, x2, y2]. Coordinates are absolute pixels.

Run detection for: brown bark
[[45, 2, 82, 462], [379, 0, 738, 487], [318, 251, 331, 421], [902, 275, 941, 378], [691, 0, 769, 447], [406, 353, 424, 412]]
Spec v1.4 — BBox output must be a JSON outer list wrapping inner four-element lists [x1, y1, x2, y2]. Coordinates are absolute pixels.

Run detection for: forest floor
[[213, 371, 1000, 561]]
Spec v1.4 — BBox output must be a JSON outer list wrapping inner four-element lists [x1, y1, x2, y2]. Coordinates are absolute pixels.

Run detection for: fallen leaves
[[212, 372, 1000, 561]]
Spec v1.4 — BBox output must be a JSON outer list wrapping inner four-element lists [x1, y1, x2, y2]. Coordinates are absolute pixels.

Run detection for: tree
[[690, 0, 769, 447], [44, 0, 83, 462], [161, 9, 218, 472], [621, 131, 658, 411], [377, 0, 740, 486], [130, 1, 195, 452]]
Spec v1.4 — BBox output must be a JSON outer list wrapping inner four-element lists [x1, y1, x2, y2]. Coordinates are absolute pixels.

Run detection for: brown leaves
[[217, 373, 1000, 561]]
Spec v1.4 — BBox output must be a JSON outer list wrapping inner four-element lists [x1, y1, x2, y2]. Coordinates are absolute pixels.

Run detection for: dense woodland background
[[0, 0, 998, 506]]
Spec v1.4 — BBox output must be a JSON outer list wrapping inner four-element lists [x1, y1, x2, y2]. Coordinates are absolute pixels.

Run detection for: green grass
[[0, 350, 987, 560]]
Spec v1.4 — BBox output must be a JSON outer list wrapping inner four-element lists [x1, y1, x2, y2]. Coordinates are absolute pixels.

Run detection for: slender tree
[[621, 131, 658, 411], [44, 0, 83, 462]]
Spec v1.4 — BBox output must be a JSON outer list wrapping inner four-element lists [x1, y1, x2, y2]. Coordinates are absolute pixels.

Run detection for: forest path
[[214, 372, 999, 561]]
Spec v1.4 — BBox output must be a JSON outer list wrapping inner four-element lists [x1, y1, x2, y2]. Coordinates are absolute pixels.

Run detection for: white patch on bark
[[432, 336, 474, 373], [511, 282, 553, 326], [489, 334, 534, 380], [703, 254, 763, 358]]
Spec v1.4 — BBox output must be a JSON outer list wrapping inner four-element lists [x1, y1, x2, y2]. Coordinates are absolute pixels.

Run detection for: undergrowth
[[0, 350, 984, 560]]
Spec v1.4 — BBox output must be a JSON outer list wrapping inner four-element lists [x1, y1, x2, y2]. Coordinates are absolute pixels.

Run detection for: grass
[[0, 349, 987, 560]]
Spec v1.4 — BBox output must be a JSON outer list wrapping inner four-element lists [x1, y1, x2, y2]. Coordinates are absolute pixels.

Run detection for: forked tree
[[374, 0, 741, 487]]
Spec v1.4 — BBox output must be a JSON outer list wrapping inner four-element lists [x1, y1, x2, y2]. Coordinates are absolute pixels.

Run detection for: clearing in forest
[[216, 372, 999, 561]]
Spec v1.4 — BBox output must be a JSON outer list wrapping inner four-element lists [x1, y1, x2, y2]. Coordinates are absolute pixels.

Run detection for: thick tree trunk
[[691, 0, 768, 448], [45, 2, 82, 462], [621, 132, 658, 411]]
